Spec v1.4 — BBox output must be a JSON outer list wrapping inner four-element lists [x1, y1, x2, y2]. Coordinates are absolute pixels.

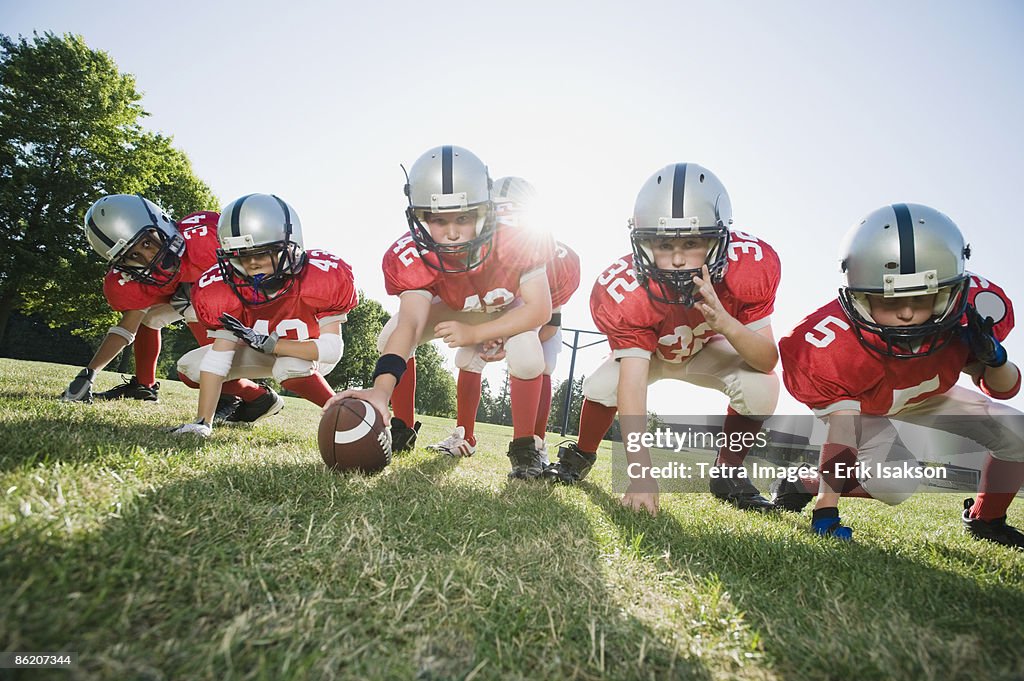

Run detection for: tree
[[549, 375, 584, 435], [0, 32, 216, 346], [414, 342, 456, 417], [325, 292, 389, 390]]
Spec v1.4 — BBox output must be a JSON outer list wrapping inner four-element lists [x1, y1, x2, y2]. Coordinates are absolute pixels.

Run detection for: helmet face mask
[[404, 145, 495, 273], [216, 194, 306, 306], [85, 194, 184, 286], [838, 203, 971, 359], [629, 163, 732, 306]]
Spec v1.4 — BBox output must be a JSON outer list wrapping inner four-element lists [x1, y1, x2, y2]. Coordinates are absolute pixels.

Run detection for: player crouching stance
[[547, 164, 781, 515], [172, 194, 356, 437], [327, 146, 553, 480], [62, 195, 222, 404], [779, 204, 1023, 548]]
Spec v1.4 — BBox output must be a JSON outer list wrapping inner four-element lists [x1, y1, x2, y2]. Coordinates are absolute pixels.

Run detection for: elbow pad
[[199, 348, 236, 377], [313, 333, 343, 365]]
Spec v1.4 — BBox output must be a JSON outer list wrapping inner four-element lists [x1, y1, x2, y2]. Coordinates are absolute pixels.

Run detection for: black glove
[[62, 368, 97, 402], [219, 313, 279, 354], [963, 304, 1007, 368]]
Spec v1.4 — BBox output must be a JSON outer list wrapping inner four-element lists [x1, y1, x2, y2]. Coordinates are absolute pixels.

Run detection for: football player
[[426, 177, 581, 460], [326, 146, 554, 480], [778, 203, 1023, 547], [546, 164, 781, 516], [172, 194, 357, 437], [62, 194, 251, 420]]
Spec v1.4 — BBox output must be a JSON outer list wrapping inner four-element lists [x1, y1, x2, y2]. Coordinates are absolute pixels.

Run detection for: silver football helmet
[[492, 176, 538, 228], [84, 194, 184, 286], [838, 203, 971, 358], [216, 193, 305, 305], [404, 145, 495, 273], [629, 163, 732, 306]]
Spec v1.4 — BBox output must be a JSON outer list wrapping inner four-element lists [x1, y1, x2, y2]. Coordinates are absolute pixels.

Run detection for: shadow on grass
[[580, 484, 1024, 681], [1, 454, 713, 681]]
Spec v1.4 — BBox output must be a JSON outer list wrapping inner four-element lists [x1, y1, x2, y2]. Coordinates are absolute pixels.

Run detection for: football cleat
[[769, 469, 816, 513], [169, 419, 212, 438], [811, 512, 854, 542], [231, 388, 285, 423], [507, 436, 546, 480], [390, 417, 422, 453], [61, 368, 97, 403], [94, 376, 160, 402], [709, 468, 776, 512], [213, 394, 243, 424], [542, 442, 597, 485], [962, 498, 1024, 550], [426, 426, 476, 457]]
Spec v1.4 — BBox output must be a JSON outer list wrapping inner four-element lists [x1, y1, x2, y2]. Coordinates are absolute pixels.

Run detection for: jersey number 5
[[804, 315, 850, 348]]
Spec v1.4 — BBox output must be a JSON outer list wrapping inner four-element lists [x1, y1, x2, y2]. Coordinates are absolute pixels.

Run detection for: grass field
[[1, 357, 1022, 680]]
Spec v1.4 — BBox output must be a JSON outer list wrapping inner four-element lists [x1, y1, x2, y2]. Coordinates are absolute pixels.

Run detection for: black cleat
[[232, 388, 284, 423], [710, 467, 777, 512], [962, 498, 1024, 550], [94, 376, 160, 402], [507, 436, 546, 480], [543, 442, 597, 485], [770, 469, 816, 513], [213, 395, 243, 424], [390, 417, 421, 453]]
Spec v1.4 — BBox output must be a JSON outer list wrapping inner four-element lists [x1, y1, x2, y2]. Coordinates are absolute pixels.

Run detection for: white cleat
[[426, 426, 477, 458]]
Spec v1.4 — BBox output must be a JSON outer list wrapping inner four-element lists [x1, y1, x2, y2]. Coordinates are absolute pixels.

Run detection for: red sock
[[577, 399, 617, 453], [134, 325, 161, 386], [188, 322, 213, 346], [510, 376, 544, 439], [534, 374, 552, 439], [716, 407, 764, 468], [221, 379, 267, 402], [972, 454, 1024, 520], [282, 374, 334, 407], [457, 370, 482, 444], [391, 357, 416, 425]]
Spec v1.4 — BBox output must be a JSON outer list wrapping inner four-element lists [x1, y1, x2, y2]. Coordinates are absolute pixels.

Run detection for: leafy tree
[[549, 375, 584, 435], [414, 342, 456, 417], [325, 292, 389, 390], [0, 32, 216, 346]]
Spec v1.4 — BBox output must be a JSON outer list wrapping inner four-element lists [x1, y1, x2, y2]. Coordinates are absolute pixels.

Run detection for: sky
[[4, 0, 1024, 420]]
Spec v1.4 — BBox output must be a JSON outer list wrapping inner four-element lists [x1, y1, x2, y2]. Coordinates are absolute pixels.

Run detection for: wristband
[[547, 312, 562, 328], [108, 325, 136, 344], [372, 353, 407, 383]]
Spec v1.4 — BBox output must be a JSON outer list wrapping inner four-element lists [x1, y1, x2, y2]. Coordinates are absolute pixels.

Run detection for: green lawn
[[1, 358, 1022, 680]]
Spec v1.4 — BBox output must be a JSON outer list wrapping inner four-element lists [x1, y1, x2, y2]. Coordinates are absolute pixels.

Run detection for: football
[[318, 398, 392, 474]]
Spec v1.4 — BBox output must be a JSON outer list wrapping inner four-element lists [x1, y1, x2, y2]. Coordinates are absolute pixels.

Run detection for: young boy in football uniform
[[546, 164, 781, 515], [778, 203, 1023, 547], [172, 193, 357, 437], [62, 194, 259, 420], [327, 146, 554, 479], [426, 177, 581, 461]]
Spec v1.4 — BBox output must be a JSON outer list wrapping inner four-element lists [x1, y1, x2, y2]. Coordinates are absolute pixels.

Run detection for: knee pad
[[505, 331, 545, 379], [141, 303, 184, 330], [456, 346, 487, 373], [582, 357, 621, 407], [857, 441, 920, 505], [728, 370, 780, 417], [542, 329, 562, 375], [176, 346, 207, 383], [272, 356, 319, 383]]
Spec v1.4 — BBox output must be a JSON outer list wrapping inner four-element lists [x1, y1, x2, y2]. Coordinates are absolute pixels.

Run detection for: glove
[[170, 283, 193, 315], [811, 508, 853, 542], [219, 313, 278, 354], [61, 368, 97, 402], [963, 304, 1007, 368], [169, 419, 213, 438]]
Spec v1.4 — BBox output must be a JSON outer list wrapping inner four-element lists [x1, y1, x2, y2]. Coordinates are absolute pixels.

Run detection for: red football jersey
[[382, 224, 555, 312], [192, 250, 358, 341], [590, 230, 781, 362], [102, 211, 222, 312], [549, 241, 581, 308], [780, 273, 1015, 416]]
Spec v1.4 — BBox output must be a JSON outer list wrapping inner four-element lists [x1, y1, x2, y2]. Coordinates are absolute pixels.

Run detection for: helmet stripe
[[893, 203, 916, 274], [87, 215, 116, 247], [271, 194, 292, 237], [496, 177, 511, 198], [671, 163, 688, 219], [230, 194, 254, 237], [441, 145, 453, 195]]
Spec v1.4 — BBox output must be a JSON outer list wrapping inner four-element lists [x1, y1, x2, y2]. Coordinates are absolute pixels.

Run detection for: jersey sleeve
[[102, 270, 170, 312], [177, 211, 223, 279], [721, 230, 781, 328], [190, 265, 243, 332], [496, 224, 556, 277], [590, 257, 660, 356], [779, 302, 878, 414], [303, 250, 359, 321], [548, 242, 582, 308], [382, 235, 438, 296]]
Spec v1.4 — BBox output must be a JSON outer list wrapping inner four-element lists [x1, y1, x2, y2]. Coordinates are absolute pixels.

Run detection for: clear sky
[[4, 0, 1024, 418]]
